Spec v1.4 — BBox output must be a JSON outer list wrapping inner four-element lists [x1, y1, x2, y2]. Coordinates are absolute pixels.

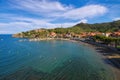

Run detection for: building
[[49, 32, 56, 38]]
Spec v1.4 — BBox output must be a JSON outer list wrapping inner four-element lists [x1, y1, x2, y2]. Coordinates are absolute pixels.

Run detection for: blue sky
[[0, 0, 120, 34]]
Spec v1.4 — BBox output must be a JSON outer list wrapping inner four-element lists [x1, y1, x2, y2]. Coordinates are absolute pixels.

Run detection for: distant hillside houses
[[110, 30, 120, 37], [13, 20, 120, 39]]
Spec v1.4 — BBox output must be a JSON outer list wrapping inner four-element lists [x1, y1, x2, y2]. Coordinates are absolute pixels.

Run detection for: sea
[[0, 35, 115, 80]]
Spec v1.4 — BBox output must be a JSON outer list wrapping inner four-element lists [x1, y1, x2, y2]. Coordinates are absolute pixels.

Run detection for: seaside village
[[29, 29, 120, 59], [14, 29, 120, 39], [14, 29, 120, 51], [31, 29, 120, 38]]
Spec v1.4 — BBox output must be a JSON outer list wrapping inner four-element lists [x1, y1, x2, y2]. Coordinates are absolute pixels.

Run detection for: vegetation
[[13, 20, 120, 38], [48, 20, 120, 34], [92, 35, 120, 48], [74, 20, 120, 32]]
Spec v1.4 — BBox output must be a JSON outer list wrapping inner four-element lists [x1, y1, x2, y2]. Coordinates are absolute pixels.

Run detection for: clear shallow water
[[0, 35, 114, 80]]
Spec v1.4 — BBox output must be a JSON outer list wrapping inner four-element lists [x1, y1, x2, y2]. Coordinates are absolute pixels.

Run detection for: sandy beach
[[70, 39, 120, 80]]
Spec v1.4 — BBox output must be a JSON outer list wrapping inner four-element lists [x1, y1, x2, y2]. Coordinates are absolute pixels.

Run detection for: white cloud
[[0, 22, 76, 34], [11, 0, 73, 13], [0, 0, 108, 34], [62, 5, 107, 20], [10, 0, 107, 20], [0, 16, 78, 34], [0, 16, 87, 34], [0, 22, 32, 34], [79, 19, 88, 23], [113, 17, 120, 21]]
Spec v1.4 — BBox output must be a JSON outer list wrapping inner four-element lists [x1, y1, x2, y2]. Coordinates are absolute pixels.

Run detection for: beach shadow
[[94, 46, 120, 70], [104, 58, 120, 69], [95, 47, 115, 55]]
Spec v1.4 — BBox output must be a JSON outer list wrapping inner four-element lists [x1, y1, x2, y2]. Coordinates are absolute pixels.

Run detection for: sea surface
[[0, 35, 115, 80]]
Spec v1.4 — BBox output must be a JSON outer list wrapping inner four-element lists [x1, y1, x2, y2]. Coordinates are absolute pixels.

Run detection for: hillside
[[73, 20, 120, 32], [13, 20, 120, 38]]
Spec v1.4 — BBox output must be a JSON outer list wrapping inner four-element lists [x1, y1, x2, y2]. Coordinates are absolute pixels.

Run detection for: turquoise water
[[0, 35, 114, 80]]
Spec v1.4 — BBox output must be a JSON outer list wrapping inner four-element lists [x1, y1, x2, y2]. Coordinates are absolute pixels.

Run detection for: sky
[[0, 0, 120, 34]]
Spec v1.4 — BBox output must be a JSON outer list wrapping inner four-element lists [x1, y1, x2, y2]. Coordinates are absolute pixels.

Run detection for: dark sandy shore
[[52, 39, 120, 80], [70, 39, 120, 80]]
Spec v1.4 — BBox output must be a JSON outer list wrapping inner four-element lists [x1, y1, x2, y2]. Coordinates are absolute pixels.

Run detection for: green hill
[[13, 20, 120, 38], [73, 20, 120, 32]]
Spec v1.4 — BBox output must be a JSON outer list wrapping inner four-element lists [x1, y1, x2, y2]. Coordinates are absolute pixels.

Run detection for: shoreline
[[69, 39, 120, 80], [28, 38, 71, 41], [50, 38, 120, 80], [18, 38, 120, 80]]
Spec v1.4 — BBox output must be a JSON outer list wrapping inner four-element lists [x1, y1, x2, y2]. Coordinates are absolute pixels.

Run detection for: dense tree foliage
[[93, 35, 120, 48]]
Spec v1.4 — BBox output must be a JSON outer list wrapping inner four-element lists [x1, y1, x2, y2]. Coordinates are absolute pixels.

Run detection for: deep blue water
[[0, 35, 115, 80]]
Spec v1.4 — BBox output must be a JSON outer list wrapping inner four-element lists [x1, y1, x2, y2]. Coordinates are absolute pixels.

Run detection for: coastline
[[69, 39, 120, 80], [28, 38, 71, 41], [18, 38, 120, 80]]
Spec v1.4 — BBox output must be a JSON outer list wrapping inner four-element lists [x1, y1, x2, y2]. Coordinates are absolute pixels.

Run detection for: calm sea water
[[0, 35, 114, 80]]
